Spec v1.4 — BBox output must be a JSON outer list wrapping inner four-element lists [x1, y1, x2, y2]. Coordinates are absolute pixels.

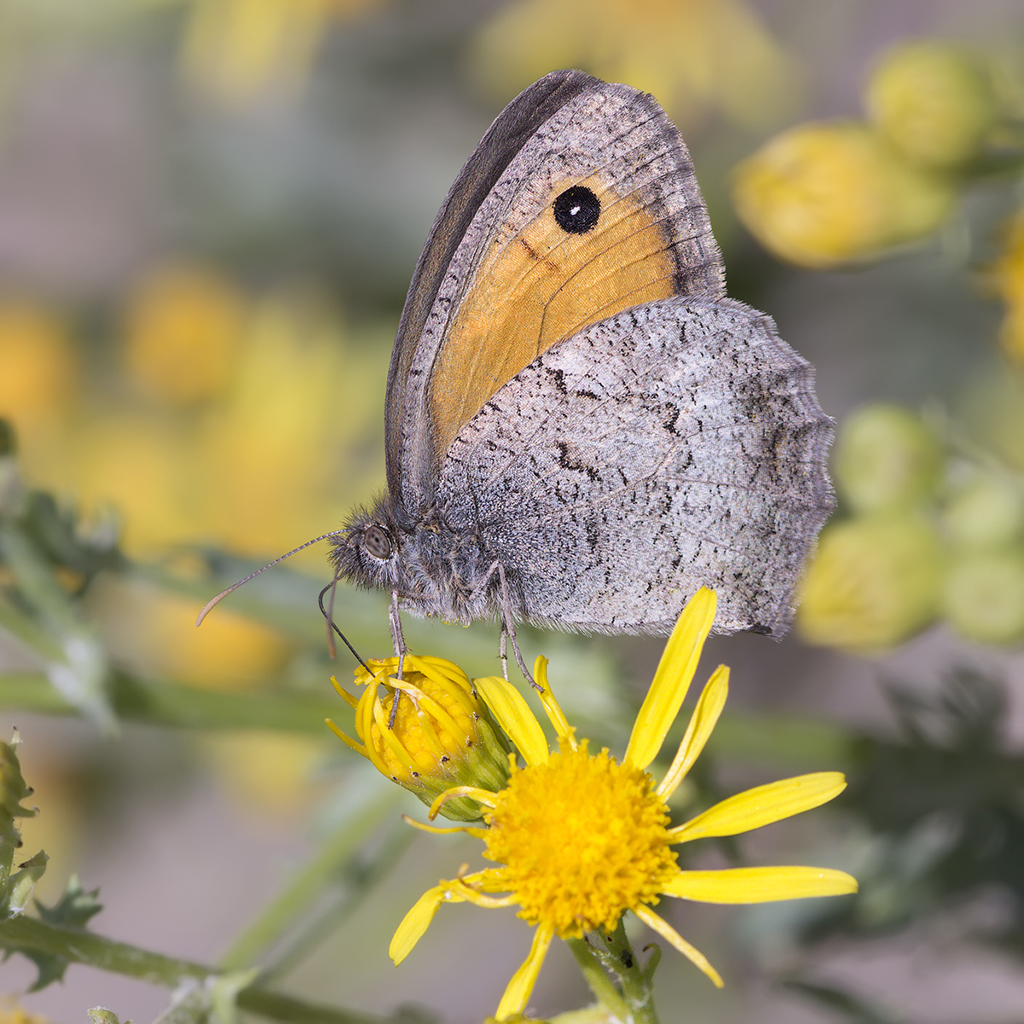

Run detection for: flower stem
[[566, 937, 630, 1024], [594, 920, 659, 1024], [0, 669, 338, 732], [219, 780, 404, 972]]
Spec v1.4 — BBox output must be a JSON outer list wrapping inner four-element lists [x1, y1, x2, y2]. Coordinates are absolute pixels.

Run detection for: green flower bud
[[943, 549, 1024, 644], [328, 656, 512, 822], [943, 473, 1024, 549], [732, 121, 955, 269], [797, 515, 944, 652], [866, 41, 997, 169], [835, 404, 944, 514]]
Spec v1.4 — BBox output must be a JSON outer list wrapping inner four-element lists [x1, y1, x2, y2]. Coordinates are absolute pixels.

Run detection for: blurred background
[[1, 1, 1023, 1022]]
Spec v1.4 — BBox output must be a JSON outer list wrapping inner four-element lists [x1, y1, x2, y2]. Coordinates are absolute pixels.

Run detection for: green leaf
[[0, 523, 117, 735], [12, 875, 104, 991], [0, 735, 39, 913], [37, 874, 103, 928], [8, 851, 48, 916]]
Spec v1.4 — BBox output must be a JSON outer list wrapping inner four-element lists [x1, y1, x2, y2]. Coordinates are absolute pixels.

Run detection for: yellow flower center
[[482, 740, 678, 938]]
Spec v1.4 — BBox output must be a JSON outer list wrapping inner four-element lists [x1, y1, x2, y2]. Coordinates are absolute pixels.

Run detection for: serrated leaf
[[1, 736, 38, 913], [20, 946, 70, 992], [37, 874, 103, 928], [7, 875, 104, 991], [8, 851, 48, 915]]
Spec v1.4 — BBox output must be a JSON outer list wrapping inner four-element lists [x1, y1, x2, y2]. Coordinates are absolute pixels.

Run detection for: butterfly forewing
[[388, 72, 725, 515]]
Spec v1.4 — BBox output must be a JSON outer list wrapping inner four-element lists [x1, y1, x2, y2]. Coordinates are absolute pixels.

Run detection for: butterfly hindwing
[[434, 296, 835, 636]]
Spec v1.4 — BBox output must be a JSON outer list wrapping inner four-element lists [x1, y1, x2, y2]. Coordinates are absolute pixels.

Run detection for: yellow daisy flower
[[387, 589, 856, 1019]]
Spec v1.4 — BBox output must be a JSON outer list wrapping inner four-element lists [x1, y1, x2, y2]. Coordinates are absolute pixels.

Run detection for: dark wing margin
[[383, 69, 598, 501]]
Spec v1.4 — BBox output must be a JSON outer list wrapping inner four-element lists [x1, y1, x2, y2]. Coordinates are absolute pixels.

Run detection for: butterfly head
[[330, 500, 405, 591]]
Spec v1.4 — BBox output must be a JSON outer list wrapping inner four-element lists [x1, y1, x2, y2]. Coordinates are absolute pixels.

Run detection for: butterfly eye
[[553, 185, 601, 234], [363, 525, 394, 560]]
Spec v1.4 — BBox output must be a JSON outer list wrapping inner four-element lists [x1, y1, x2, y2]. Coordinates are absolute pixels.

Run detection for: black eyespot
[[553, 185, 601, 233], [363, 524, 393, 560]]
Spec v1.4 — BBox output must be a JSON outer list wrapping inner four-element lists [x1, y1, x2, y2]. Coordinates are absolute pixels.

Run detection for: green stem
[[0, 599, 65, 663], [566, 938, 630, 1024], [262, 817, 415, 982], [0, 670, 339, 733], [219, 786, 404, 971], [0, 914, 383, 1024], [594, 920, 658, 1024], [707, 712, 852, 771]]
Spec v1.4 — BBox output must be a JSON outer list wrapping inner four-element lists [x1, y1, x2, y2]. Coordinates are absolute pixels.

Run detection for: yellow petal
[[474, 676, 550, 766], [400, 813, 486, 839], [656, 664, 729, 798], [533, 657, 576, 750], [390, 884, 463, 964], [670, 772, 847, 842], [662, 865, 858, 903], [624, 588, 717, 771], [633, 905, 723, 988], [495, 922, 555, 1020], [324, 717, 366, 756], [429, 785, 497, 819], [330, 675, 360, 708]]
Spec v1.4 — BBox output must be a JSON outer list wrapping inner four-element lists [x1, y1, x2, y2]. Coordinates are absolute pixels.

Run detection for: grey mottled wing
[[435, 296, 835, 636]]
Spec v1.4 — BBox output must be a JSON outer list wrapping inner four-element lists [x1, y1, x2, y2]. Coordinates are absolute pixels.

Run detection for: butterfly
[[327, 69, 834, 672]]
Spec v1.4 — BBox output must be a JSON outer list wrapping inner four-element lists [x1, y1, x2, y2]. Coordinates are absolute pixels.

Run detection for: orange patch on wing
[[429, 175, 677, 460]]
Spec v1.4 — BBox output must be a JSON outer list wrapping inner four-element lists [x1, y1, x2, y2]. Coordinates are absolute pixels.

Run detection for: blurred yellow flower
[[0, 300, 76, 430], [71, 415, 195, 555], [797, 515, 944, 652], [123, 264, 247, 405], [198, 295, 388, 561], [0, 1006, 48, 1024], [470, 0, 798, 130], [732, 122, 955, 268], [181, 0, 383, 103], [866, 40, 997, 170], [202, 731, 329, 816], [989, 210, 1024, 363], [87, 575, 291, 691], [390, 590, 855, 1018]]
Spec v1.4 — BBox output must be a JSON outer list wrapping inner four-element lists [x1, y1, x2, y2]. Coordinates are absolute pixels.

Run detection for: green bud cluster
[[798, 402, 1024, 651], [733, 38, 1006, 269]]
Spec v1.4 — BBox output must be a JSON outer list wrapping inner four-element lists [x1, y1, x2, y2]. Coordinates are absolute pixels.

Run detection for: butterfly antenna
[[318, 583, 372, 673], [195, 531, 341, 627]]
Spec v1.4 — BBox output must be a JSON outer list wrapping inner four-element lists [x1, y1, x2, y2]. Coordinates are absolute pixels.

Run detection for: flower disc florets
[[483, 739, 678, 938]]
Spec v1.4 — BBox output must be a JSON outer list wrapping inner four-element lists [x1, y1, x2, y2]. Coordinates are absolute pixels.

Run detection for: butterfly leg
[[498, 628, 509, 683], [465, 560, 537, 687], [493, 563, 539, 690], [388, 589, 409, 728]]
